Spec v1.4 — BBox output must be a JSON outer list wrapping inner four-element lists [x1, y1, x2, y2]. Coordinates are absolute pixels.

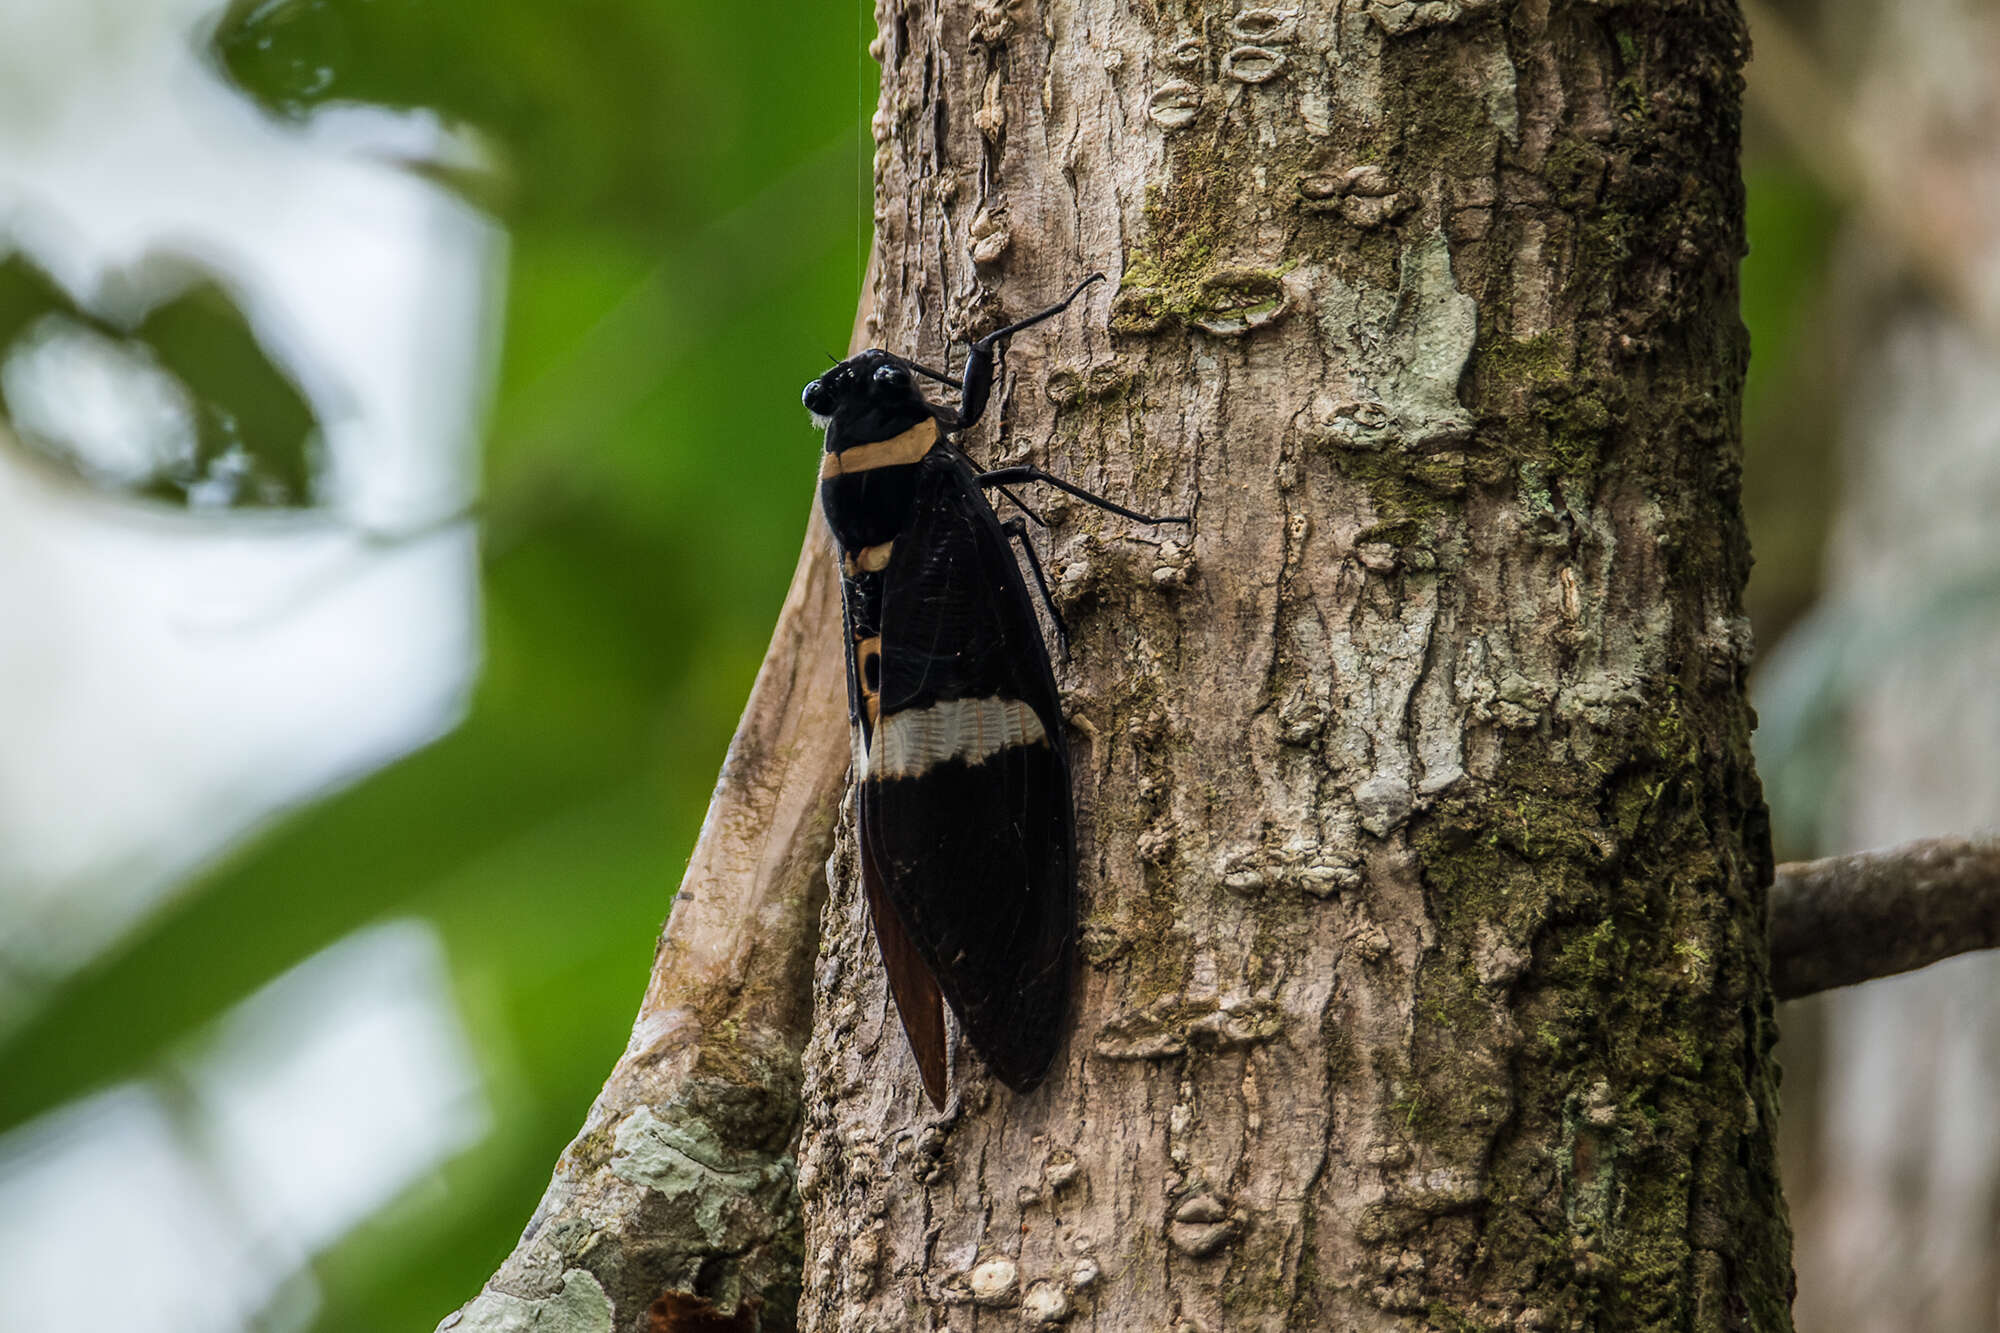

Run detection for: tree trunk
[[798, 1, 1791, 1329]]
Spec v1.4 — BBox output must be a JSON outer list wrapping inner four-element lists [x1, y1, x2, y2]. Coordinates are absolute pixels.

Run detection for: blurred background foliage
[[1, 0, 871, 1326], [0, 0, 1950, 1328]]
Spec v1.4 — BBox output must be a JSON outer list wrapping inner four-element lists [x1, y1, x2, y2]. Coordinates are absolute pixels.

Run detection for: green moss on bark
[[1347, 6, 1789, 1327], [1335, 447, 1468, 549], [1402, 677, 1783, 1328], [1114, 129, 1293, 337]]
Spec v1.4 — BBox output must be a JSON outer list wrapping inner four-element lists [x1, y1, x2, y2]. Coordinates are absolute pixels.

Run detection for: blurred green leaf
[[1739, 160, 1844, 652], [136, 280, 319, 505], [0, 255, 319, 507], [2, 0, 876, 1325]]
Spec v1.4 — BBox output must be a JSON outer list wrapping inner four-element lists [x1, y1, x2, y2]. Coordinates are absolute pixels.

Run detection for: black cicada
[[802, 275, 1183, 1107]]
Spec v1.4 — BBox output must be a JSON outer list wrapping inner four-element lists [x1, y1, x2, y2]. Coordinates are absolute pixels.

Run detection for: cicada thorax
[[817, 416, 938, 555]]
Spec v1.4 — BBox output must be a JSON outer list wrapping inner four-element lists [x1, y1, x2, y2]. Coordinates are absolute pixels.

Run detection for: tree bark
[[800, 2, 1791, 1330]]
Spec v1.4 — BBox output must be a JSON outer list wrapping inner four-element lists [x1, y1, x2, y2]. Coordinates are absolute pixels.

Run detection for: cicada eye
[[872, 363, 909, 390], [801, 379, 830, 413]]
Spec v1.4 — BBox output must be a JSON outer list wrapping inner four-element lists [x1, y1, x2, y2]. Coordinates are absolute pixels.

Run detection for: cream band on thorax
[[820, 419, 938, 478]]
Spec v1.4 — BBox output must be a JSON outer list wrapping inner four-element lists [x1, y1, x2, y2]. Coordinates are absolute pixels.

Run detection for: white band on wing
[[867, 695, 1049, 780]]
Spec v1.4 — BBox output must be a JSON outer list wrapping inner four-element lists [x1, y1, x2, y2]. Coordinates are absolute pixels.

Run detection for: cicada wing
[[860, 451, 1075, 1093]]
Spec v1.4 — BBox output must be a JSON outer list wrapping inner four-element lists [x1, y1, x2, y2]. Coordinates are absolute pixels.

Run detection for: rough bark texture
[[799, 2, 1790, 1330]]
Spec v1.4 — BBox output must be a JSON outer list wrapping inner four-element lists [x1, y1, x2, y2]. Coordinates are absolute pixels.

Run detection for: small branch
[[1771, 835, 2000, 1000]]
